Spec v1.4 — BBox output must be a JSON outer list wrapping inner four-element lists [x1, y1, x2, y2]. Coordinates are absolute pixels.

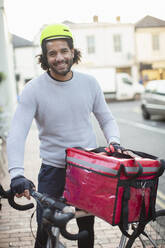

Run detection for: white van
[[76, 67, 144, 100]]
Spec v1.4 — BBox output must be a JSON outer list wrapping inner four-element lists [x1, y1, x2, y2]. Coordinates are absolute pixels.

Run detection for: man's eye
[[62, 49, 68, 53], [49, 53, 55, 56]]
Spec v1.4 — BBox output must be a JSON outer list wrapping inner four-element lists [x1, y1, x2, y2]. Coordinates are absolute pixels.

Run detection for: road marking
[[133, 107, 141, 114], [156, 191, 165, 209], [117, 118, 165, 135], [157, 190, 165, 201], [156, 198, 165, 209]]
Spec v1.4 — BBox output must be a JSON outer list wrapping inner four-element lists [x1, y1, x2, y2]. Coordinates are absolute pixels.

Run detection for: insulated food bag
[[64, 147, 165, 229]]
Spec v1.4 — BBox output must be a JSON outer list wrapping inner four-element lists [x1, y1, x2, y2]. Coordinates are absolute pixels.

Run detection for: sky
[[4, 0, 165, 41]]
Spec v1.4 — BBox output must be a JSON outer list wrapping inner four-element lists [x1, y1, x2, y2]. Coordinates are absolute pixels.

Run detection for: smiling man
[[46, 39, 74, 78], [7, 24, 121, 248]]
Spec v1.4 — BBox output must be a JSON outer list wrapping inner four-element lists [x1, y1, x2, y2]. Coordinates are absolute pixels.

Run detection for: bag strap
[[122, 149, 158, 160], [120, 185, 130, 231], [119, 179, 158, 239], [82, 146, 158, 160], [74, 147, 131, 159], [148, 178, 158, 221]]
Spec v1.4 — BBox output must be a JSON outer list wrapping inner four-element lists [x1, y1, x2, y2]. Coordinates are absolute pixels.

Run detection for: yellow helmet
[[40, 23, 73, 45]]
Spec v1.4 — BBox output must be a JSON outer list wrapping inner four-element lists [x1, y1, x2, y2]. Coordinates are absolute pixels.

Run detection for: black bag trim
[[117, 177, 158, 237]]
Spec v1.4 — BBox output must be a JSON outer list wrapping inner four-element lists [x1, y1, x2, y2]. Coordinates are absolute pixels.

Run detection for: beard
[[49, 58, 73, 76]]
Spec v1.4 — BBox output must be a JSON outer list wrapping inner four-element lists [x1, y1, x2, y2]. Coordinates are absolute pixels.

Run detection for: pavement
[[0, 122, 126, 248]]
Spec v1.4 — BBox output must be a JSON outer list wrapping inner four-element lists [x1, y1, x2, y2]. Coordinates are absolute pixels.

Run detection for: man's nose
[[56, 52, 64, 61]]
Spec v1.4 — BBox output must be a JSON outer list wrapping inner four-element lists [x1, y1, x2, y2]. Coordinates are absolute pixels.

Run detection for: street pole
[[0, 0, 17, 138]]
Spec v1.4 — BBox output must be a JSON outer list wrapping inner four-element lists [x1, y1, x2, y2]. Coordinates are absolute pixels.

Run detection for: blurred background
[[0, 0, 165, 206], [1, 0, 165, 117]]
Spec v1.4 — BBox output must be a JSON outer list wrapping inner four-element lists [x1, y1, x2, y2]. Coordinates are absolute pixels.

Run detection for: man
[[7, 24, 122, 248]]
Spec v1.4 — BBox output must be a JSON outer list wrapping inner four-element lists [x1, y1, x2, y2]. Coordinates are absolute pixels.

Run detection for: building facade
[[12, 15, 165, 87], [66, 19, 138, 82], [135, 15, 165, 83]]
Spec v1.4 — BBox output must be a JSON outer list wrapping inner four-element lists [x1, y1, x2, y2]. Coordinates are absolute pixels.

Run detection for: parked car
[[141, 80, 165, 120]]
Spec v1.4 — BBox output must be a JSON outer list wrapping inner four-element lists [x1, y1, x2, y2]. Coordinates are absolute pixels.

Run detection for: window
[[87, 36, 95, 54], [113, 34, 122, 52], [152, 34, 159, 51]]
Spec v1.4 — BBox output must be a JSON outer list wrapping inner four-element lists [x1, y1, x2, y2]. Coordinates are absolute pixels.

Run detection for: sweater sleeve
[[92, 84, 120, 145], [7, 83, 37, 179]]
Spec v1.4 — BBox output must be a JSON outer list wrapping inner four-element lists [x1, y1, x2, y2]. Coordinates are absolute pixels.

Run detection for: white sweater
[[7, 71, 120, 179]]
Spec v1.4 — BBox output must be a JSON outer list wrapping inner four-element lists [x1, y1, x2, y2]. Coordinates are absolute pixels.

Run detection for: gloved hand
[[108, 142, 125, 153], [10, 175, 35, 195]]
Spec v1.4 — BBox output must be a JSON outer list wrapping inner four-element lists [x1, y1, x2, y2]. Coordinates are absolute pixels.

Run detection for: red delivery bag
[[64, 147, 165, 230]]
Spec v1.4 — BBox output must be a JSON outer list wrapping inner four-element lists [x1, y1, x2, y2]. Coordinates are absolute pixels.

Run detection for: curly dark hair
[[37, 39, 82, 71]]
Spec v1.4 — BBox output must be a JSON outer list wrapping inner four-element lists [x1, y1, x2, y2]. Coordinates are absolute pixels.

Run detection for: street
[[92, 99, 165, 210]]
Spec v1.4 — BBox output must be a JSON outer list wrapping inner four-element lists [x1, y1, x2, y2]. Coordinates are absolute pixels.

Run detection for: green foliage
[[0, 72, 6, 83]]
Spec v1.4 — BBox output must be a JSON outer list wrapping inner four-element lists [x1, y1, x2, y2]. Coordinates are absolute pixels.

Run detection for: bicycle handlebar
[[0, 184, 34, 211], [0, 184, 88, 241], [42, 208, 88, 240], [30, 190, 67, 211], [30, 190, 88, 240]]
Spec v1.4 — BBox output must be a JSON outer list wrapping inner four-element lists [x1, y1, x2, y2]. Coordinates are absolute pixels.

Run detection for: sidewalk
[[0, 123, 122, 248]]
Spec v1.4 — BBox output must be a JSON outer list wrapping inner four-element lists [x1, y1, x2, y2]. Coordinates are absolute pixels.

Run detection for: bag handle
[[73, 147, 165, 177], [74, 147, 143, 179], [118, 149, 165, 177], [121, 149, 158, 160], [85, 147, 157, 159], [120, 161, 143, 180], [105, 148, 165, 177], [75, 147, 133, 159]]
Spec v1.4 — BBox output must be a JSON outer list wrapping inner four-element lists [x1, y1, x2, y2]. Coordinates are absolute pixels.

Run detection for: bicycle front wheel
[[130, 210, 165, 248]]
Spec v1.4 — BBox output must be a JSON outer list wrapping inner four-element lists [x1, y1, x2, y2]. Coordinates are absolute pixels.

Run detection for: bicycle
[[0, 184, 165, 248]]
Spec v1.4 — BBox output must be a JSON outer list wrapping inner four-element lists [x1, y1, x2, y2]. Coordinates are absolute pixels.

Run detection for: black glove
[[109, 142, 125, 153], [10, 175, 35, 194]]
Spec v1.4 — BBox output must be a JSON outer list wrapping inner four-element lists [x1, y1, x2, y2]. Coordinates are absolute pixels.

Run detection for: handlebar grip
[[43, 208, 74, 227], [7, 189, 34, 211], [60, 227, 88, 241], [8, 195, 34, 211], [53, 212, 88, 241], [42, 208, 88, 241], [0, 185, 34, 211]]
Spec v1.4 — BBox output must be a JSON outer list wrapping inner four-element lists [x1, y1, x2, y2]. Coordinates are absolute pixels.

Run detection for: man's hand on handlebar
[[10, 175, 35, 200]]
